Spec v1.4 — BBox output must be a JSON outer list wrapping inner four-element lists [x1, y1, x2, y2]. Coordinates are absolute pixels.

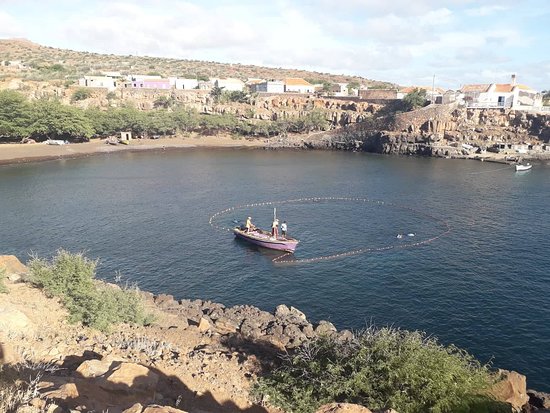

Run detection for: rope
[[208, 197, 451, 265]]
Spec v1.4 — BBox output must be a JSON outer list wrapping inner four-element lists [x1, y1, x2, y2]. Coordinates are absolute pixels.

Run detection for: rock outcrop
[[0, 255, 29, 281], [295, 106, 550, 158], [488, 369, 529, 412], [0, 257, 546, 413]]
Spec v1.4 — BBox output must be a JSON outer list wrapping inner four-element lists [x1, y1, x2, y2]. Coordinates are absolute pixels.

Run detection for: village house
[[330, 83, 349, 97], [128, 74, 162, 81], [78, 76, 117, 91], [245, 78, 263, 87], [127, 78, 171, 89], [359, 89, 399, 100], [398, 86, 446, 103], [214, 78, 245, 91], [251, 80, 285, 93], [460, 75, 542, 110], [102, 71, 122, 78], [174, 78, 199, 90], [197, 80, 213, 90], [284, 78, 314, 94]]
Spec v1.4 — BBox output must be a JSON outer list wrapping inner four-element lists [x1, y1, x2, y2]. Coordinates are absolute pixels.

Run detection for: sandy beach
[[0, 134, 266, 166]]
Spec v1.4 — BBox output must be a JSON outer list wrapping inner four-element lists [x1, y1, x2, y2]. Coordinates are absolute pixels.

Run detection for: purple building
[[130, 79, 172, 89]]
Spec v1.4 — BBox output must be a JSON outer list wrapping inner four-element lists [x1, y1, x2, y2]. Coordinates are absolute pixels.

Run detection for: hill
[[0, 38, 393, 87]]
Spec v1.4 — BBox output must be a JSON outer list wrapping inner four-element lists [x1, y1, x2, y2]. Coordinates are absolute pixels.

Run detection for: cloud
[[465, 5, 509, 17], [0, 10, 24, 38], [1, 0, 547, 90]]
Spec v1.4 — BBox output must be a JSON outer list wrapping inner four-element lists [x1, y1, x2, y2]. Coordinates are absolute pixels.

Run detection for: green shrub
[[28, 250, 152, 332], [71, 88, 92, 102], [0, 268, 7, 293], [254, 326, 496, 413]]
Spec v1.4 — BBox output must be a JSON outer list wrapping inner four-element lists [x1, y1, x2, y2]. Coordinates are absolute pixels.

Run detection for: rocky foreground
[[1, 255, 549, 413]]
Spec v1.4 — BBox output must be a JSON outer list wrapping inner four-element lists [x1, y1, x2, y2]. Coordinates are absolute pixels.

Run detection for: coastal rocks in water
[[275, 304, 308, 323], [315, 320, 338, 336], [528, 390, 550, 409], [153, 294, 179, 310], [488, 369, 529, 412]]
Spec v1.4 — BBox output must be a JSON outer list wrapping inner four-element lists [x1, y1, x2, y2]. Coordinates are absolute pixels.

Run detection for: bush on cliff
[[254, 326, 496, 413], [28, 250, 152, 332]]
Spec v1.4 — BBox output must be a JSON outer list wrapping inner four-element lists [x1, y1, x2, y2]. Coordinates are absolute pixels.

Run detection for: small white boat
[[46, 139, 68, 145], [515, 163, 532, 171]]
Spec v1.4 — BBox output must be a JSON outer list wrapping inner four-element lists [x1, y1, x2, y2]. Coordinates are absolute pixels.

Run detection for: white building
[[252, 80, 285, 93], [78, 76, 117, 90], [175, 78, 199, 90], [214, 78, 245, 91], [460, 75, 542, 110], [127, 74, 162, 81], [284, 78, 314, 94], [331, 83, 349, 96], [102, 71, 122, 78]]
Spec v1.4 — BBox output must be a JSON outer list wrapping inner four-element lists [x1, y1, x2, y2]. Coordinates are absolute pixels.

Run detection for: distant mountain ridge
[[0, 38, 394, 87]]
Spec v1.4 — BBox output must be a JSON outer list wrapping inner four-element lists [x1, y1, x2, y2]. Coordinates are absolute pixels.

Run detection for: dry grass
[[0, 358, 58, 413], [0, 38, 393, 87]]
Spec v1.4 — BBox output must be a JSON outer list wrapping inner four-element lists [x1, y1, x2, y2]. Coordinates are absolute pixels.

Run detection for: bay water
[[1, 149, 548, 390]]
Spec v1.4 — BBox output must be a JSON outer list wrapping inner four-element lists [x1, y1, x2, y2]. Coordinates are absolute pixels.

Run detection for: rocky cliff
[[1, 255, 548, 413], [295, 106, 550, 158]]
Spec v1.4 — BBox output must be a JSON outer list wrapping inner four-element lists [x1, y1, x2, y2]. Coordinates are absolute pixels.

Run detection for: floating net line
[[208, 197, 451, 265]]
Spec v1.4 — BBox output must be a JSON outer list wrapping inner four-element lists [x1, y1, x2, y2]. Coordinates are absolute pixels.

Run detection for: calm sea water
[[1, 149, 549, 390]]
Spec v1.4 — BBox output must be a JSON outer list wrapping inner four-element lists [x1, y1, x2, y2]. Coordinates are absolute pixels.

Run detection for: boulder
[[315, 320, 337, 336], [214, 317, 239, 334], [198, 317, 211, 333], [0, 255, 28, 281], [153, 294, 178, 310], [100, 362, 159, 394], [274, 304, 291, 318], [43, 382, 80, 400], [142, 406, 188, 413], [123, 404, 144, 413], [76, 358, 117, 378], [0, 306, 33, 333], [488, 369, 529, 412], [315, 403, 373, 413], [289, 306, 307, 322]]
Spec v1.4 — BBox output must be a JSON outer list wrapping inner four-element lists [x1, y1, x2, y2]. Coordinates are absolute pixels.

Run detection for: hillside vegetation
[[0, 38, 393, 88]]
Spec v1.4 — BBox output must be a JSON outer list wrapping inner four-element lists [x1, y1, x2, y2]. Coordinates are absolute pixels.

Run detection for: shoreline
[[0, 135, 267, 166], [1, 254, 547, 412], [3, 135, 548, 167]]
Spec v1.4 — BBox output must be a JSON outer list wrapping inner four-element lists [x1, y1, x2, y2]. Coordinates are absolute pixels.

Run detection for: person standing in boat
[[245, 216, 254, 233], [281, 221, 287, 238], [271, 218, 279, 238]]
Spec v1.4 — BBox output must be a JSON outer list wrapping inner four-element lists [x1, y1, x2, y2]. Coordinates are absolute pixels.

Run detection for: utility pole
[[432, 74, 435, 104]]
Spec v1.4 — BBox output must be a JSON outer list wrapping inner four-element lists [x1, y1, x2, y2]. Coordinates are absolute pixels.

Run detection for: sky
[[1, 0, 549, 90]]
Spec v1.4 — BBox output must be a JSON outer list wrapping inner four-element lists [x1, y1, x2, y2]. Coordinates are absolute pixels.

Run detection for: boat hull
[[233, 227, 299, 253], [515, 164, 532, 171]]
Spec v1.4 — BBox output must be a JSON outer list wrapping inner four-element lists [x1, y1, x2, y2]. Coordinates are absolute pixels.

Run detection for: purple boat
[[233, 227, 299, 253]]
